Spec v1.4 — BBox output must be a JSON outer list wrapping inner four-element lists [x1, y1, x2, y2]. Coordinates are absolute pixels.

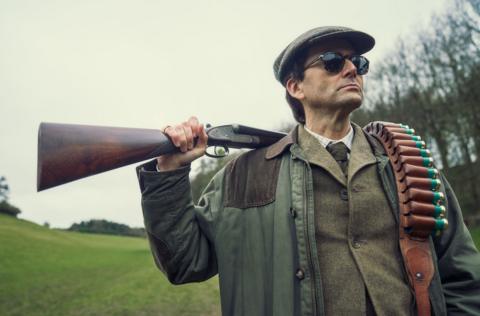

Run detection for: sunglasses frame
[[304, 52, 369, 75]]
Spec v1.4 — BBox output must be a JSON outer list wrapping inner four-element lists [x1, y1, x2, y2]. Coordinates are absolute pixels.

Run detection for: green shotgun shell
[[415, 141, 426, 149], [404, 128, 415, 135], [432, 192, 445, 204], [420, 149, 431, 157], [431, 179, 441, 191], [434, 218, 449, 231], [423, 157, 434, 167], [434, 205, 446, 217], [400, 124, 409, 129], [427, 168, 439, 178], [411, 135, 421, 141]]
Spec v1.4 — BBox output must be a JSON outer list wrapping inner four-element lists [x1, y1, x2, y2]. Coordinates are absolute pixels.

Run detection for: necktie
[[326, 142, 349, 175]]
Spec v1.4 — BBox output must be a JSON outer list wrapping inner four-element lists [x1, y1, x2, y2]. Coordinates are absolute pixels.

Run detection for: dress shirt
[[304, 124, 354, 157]]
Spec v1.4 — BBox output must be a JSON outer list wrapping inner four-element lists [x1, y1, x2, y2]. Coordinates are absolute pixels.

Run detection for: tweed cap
[[273, 26, 375, 85]]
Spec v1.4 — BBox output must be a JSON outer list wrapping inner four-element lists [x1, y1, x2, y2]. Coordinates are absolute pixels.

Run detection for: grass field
[[0, 214, 220, 316], [1, 214, 479, 316]]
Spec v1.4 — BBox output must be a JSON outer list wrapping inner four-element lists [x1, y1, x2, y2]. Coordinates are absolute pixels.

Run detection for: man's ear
[[286, 77, 304, 101]]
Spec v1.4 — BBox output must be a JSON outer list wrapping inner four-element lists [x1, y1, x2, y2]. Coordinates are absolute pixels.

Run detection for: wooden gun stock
[[37, 122, 286, 191]]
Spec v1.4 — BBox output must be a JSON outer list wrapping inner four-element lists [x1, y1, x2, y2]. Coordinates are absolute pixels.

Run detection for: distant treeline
[[0, 201, 21, 218], [67, 219, 146, 238], [352, 0, 480, 217], [0, 176, 21, 218]]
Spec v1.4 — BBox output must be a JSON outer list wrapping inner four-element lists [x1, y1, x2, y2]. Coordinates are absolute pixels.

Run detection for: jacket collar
[[348, 123, 378, 182], [297, 124, 348, 185], [265, 122, 389, 162], [265, 125, 298, 159]]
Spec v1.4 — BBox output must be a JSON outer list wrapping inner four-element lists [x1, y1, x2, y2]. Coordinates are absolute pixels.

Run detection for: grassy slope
[[0, 214, 220, 316], [1, 214, 479, 316]]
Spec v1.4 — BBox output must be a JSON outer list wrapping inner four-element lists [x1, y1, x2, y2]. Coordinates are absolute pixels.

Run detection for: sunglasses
[[304, 52, 369, 75]]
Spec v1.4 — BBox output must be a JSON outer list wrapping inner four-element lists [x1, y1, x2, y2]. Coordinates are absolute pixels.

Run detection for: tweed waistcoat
[[298, 124, 412, 315]]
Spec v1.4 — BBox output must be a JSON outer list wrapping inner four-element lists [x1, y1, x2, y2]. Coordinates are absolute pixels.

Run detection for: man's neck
[[304, 110, 352, 140]]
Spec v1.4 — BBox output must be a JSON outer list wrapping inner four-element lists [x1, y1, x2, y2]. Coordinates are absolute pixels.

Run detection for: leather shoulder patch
[[224, 147, 282, 209]]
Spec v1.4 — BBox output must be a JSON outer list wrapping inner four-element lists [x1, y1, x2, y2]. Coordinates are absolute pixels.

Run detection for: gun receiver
[[37, 123, 286, 191]]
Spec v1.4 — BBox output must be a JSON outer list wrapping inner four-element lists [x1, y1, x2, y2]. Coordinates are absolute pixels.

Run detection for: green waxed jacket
[[137, 126, 480, 316]]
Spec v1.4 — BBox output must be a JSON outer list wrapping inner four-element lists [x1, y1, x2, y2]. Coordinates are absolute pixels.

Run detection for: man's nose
[[342, 59, 358, 77]]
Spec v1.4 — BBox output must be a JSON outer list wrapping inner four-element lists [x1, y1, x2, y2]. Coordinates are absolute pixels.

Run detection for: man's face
[[291, 39, 365, 114]]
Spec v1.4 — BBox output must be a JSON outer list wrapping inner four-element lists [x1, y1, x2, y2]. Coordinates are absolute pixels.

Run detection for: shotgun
[[37, 122, 286, 191]]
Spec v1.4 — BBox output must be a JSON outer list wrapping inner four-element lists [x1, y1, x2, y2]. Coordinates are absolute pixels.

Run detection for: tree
[[0, 176, 9, 202], [0, 176, 21, 218], [355, 0, 480, 218], [68, 219, 146, 237], [0, 201, 21, 217]]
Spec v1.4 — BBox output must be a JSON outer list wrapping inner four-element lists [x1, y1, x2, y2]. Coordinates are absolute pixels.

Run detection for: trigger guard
[[206, 145, 229, 158]]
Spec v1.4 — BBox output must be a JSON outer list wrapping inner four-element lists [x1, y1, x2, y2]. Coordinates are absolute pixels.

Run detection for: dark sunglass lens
[[322, 52, 345, 73], [352, 56, 369, 75]]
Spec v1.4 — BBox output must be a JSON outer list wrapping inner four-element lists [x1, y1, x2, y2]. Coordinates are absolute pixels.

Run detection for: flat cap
[[273, 26, 375, 85]]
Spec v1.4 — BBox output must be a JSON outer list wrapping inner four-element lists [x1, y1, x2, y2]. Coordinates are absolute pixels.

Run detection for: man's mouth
[[338, 83, 360, 90]]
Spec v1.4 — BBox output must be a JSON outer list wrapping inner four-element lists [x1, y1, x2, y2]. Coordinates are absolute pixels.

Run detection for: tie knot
[[326, 142, 349, 162]]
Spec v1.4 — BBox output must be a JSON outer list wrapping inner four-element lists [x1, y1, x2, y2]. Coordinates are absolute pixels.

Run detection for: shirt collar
[[304, 124, 354, 150]]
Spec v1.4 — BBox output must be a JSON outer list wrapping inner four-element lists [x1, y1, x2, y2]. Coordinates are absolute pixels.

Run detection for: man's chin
[[340, 95, 363, 111]]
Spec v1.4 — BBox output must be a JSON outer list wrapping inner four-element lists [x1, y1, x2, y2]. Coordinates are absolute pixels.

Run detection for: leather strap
[[365, 121, 448, 316]]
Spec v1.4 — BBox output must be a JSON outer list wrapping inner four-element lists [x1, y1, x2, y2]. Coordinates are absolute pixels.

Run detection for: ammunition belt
[[365, 121, 448, 316]]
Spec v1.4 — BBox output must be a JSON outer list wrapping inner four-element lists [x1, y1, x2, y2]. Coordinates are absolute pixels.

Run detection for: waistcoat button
[[289, 207, 297, 218], [352, 239, 361, 249], [295, 269, 305, 280], [340, 188, 349, 201]]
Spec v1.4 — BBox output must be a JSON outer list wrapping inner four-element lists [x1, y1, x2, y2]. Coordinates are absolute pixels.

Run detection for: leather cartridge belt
[[365, 121, 448, 316], [365, 122, 447, 238]]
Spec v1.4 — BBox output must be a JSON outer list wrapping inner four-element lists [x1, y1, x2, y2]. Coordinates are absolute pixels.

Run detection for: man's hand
[[156, 116, 208, 171]]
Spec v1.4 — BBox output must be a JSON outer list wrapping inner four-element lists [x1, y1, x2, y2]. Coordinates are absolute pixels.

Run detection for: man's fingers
[[181, 124, 207, 160], [188, 116, 201, 135], [182, 122, 194, 150], [157, 117, 206, 171], [171, 126, 187, 152], [165, 124, 201, 152], [197, 125, 208, 147]]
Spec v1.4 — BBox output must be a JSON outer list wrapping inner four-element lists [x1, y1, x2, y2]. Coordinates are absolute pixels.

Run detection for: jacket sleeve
[[433, 174, 480, 315], [136, 159, 224, 284]]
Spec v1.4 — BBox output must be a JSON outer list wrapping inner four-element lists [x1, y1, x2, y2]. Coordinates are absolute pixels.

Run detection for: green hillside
[[0, 214, 220, 316], [1, 214, 479, 316]]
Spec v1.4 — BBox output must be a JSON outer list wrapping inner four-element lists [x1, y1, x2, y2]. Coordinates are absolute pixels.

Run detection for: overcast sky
[[0, 0, 449, 228]]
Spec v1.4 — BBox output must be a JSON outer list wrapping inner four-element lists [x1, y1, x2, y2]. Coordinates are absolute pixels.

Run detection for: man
[[137, 26, 480, 315]]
